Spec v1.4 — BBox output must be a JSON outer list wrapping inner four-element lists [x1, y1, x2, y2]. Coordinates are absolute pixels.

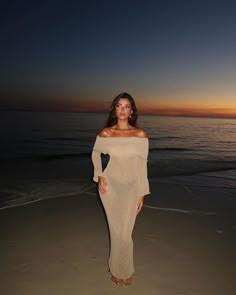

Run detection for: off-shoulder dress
[[92, 136, 150, 279]]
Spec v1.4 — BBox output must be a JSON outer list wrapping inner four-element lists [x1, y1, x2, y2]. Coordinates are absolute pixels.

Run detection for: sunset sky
[[0, 0, 236, 117]]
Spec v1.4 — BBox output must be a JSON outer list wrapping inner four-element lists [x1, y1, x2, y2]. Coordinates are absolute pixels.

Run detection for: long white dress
[[92, 136, 150, 279]]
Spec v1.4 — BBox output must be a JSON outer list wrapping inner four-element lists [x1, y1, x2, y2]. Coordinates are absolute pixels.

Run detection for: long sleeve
[[91, 136, 106, 182], [91, 149, 103, 182], [137, 138, 150, 197], [138, 157, 150, 197]]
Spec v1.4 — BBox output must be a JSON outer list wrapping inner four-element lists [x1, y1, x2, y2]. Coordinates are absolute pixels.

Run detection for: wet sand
[[1, 179, 236, 295]]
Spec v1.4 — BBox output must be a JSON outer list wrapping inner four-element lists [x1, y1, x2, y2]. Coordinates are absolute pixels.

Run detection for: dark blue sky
[[1, 0, 236, 116]]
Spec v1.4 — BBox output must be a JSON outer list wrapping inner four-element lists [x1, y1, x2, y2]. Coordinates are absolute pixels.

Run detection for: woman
[[91, 92, 150, 287]]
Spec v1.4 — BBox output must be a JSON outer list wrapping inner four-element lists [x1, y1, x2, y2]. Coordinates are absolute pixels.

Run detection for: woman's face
[[115, 98, 133, 120]]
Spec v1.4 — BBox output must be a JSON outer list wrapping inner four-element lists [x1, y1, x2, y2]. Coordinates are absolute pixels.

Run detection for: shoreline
[[1, 161, 236, 222]]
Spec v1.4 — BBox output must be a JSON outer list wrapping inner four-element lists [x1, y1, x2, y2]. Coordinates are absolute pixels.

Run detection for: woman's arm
[[91, 133, 108, 193], [91, 149, 103, 182], [136, 130, 150, 214]]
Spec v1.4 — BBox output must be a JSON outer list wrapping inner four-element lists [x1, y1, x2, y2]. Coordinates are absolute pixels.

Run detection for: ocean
[[0, 111, 236, 213]]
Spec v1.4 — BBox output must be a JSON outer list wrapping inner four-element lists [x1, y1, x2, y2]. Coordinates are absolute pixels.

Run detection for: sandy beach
[[1, 172, 236, 295], [1, 0, 236, 293]]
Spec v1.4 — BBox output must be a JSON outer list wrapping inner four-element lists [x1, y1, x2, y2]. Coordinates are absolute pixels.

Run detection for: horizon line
[[1, 108, 236, 119]]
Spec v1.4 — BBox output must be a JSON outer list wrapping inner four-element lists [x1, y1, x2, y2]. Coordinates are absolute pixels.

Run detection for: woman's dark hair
[[105, 92, 138, 127]]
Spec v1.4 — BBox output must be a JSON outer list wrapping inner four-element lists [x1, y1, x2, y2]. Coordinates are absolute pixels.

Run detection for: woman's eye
[[115, 104, 131, 109]]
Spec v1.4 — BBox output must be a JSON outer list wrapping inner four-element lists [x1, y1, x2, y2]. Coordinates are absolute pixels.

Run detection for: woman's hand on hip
[[136, 196, 145, 215], [98, 176, 107, 194]]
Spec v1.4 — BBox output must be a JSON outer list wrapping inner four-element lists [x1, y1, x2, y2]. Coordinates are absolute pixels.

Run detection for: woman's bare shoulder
[[98, 128, 112, 137], [135, 128, 148, 138]]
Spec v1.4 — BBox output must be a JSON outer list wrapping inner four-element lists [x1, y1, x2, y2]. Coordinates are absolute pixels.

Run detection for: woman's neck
[[114, 122, 132, 130]]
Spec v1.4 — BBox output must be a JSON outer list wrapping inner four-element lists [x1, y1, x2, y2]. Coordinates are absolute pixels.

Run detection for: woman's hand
[[136, 196, 145, 215], [98, 176, 107, 194]]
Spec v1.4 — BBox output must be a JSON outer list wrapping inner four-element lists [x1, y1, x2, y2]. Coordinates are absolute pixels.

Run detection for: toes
[[111, 275, 132, 287], [111, 276, 121, 285], [122, 277, 132, 286]]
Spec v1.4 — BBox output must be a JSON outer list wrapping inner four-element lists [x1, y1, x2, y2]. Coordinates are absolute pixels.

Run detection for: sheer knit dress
[[92, 136, 150, 279]]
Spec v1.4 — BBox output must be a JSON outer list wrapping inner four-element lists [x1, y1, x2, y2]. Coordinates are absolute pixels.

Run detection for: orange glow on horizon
[[136, 96, 236, 118], [138, 106, 236, 118], [15, 94, 236, 118], [55, 105, 236, 118]]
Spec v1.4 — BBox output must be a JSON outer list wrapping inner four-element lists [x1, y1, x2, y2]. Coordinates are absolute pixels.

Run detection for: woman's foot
[[111, 275, 132, 287], [122, 276, 132, 286], [111, 275, 122, 285]]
